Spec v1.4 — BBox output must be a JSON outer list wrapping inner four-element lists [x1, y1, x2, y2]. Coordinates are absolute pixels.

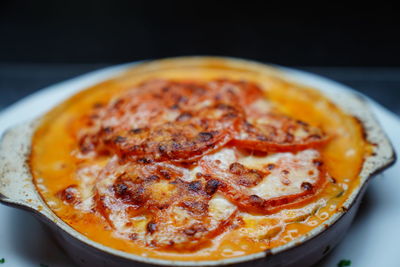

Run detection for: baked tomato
[[232, 113, 327, 152], [93, 157, 237, 251], [199, 148, 328, 215]]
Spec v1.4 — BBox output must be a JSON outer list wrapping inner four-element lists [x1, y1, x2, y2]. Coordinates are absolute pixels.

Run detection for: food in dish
[[30, 58, 371, 261]]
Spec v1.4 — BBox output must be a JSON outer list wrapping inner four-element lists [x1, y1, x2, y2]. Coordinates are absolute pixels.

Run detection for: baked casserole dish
[[0, 57, 395, 267]]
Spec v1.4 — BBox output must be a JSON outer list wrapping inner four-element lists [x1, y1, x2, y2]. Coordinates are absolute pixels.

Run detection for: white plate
[[0, 63, 398, 267]]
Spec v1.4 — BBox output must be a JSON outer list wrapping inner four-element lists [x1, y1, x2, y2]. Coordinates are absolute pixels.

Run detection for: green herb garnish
[[0, 258, 4, 264], [338, 259, 351, 267]]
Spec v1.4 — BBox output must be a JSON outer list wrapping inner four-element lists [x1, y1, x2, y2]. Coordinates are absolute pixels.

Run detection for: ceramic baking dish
[[0, 57, 395, 267]]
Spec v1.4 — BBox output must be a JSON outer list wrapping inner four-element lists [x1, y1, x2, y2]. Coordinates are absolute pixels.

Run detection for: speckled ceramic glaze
[[0, 57, 395, 267]]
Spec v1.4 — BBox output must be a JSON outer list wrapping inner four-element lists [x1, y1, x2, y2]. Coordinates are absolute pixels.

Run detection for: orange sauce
[[30, 58, 370, 261]]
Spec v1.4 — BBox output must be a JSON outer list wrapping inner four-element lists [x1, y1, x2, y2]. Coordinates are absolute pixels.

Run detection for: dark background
[[0, 1, 400, 112], [1, 1, 400, 65]]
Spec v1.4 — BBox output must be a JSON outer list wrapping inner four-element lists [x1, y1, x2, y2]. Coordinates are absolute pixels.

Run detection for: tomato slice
[[101, 103, 242, 162], [93, 158, 237, 251], [206, 79, 264, 107], [232, 113, 327, 152], [199, 149, 328, 215]]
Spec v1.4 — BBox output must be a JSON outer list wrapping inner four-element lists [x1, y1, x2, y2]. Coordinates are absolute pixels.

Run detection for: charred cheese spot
[[228, 162, 265, 187], [57, 185, 80, 205], [205, 179, 220, 195]]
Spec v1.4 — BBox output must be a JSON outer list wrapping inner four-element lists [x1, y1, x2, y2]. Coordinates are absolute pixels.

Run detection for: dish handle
[[0, 122, 46, 212]]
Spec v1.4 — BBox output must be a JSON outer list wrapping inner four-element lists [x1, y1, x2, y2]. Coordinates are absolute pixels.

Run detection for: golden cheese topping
[[30, 58, 370, 261]]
